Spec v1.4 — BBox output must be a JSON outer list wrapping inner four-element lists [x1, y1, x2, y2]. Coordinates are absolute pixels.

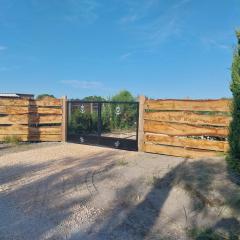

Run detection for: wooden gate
[[139, 97, 231, 158]]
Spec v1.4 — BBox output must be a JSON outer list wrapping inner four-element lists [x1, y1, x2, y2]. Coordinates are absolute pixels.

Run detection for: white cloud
[[61, 80, 104, 89], [201, 38, 231, 50], [118, 0, 191, 49]]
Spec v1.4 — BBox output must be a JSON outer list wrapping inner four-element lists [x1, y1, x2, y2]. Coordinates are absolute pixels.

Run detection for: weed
[[117, 159, 128, 166], [3, 135, 22, 144], [187, 227, 223, 240], [146, 175, 159, 186]]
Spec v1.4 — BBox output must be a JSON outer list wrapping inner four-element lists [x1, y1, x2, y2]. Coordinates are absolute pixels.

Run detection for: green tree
[[228, 30, 240, 173], [111, 90, 135, 102], [110, 90, 137, 130], [83, 96, 106, 101], [36, 94, 55, 100]]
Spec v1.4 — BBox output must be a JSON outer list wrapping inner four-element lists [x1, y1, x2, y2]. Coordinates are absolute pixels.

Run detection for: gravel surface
[[0, 143, 239, 239]]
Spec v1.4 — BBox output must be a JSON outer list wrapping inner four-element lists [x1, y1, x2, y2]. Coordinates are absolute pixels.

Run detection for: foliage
[[36, 94, 55, 100], [83, 96, 106, 101], [69, 109, 98, 134], [68, 90, 137, 134], [187, 228, 223, 240], [110, 90, 137, 130], [111, 90, 136, 102], [228, 30, 240, 173], [3, 135, 22, 144]]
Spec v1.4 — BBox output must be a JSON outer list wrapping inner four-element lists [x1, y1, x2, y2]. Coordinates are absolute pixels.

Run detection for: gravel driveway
[[0, 143, 239, 240]]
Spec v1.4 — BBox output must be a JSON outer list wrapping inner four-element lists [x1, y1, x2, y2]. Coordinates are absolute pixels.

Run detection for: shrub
[[3, 135, 22, 144], [228, 30, 240, 173]]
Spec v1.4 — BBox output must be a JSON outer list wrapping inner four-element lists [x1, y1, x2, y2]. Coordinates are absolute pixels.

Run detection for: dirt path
[[0, 143, 239, 240]]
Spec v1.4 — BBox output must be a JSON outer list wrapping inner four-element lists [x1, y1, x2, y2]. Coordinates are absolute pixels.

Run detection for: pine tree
[[228, 30, 240, 172]]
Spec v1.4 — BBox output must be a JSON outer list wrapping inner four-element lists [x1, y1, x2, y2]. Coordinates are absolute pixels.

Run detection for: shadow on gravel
[[0, 150, 122, 240], [75, 158, 240, 240], [1, 151, 240, 240], [176, 159, 240, 239], [75, 162, 185, 240]]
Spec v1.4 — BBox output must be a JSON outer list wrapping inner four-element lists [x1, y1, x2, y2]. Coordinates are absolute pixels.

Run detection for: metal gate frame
[[67, 100, 139, 151]]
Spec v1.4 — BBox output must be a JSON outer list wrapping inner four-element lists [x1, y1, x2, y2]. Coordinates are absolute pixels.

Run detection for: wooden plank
[[144, 134, 228, 152], [0, 106, 62, 115], [0, 134, 62, 142], [144, 120, 228, 137], [0, 126, 61, 135], [29, 134, 62, 141], [29, 107, 62, 115], [0, 125, 28, 134], [0, 106, 29, 114], [0, 115, 62, 125], [144, 143, 221, 159], [32, 97, 62, 107], [145, 99, 231, 112], [30, 115, 62, 124], [0, 115, 29, 124], [29, 126, 62, 135], [144, 111, 231, 127], [0, 98, 29, 106]]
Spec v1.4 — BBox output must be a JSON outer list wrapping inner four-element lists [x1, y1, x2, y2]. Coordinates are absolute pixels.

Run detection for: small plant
[[187, 227, 223, 240], [146, 175, 159, 186], [3, 135, 22, 144], [117, 159, 128, 166]]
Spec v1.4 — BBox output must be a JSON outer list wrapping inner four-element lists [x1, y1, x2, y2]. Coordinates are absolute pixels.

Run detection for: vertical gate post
[[62, 96, 68, 142], [138, 95, 145, 151]]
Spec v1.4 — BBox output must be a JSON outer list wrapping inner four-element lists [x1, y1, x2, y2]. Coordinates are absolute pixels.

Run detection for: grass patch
[[3, 135, 22, 144], [187, 228, 223, 240], [116, 159, 128, 166], [146, 175, 160, 187]]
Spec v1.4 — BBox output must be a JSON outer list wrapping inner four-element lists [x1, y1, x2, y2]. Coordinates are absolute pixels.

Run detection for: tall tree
[[228, 30, 240, 172], [36, 94, 55, 100], [83, 96, 106, 101], [111, 90, 135, 102]]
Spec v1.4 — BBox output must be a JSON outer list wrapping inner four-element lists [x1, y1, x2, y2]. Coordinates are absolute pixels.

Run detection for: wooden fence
[[0, 97, 64, 142], [139, 98, 231, 158]]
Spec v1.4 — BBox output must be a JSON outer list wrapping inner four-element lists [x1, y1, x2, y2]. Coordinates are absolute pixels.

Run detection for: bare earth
[[0, 143, 239, 240]]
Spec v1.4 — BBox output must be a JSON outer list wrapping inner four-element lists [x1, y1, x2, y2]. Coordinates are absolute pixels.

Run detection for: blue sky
[[0, 0, 240, 99]]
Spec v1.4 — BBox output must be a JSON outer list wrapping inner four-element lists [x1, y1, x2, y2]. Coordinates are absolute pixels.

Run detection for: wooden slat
[[0, 98, 29, 106], [144, 111, 231, 127], [144, 143, 221, 158], [29, 134, 62, 141], [0, 125, 28, 134], [0, 97, 62, 107], [0, 115, 29, 124], [144, 134, 228, 152], [0, 106, 62, 115], [145, 99, 231, 112], [29, 126, 62, 135], [30, 115, 62, 124], [0, 115, 62, 125], [32, 97, 62, 107], [144, 120, 228, 137], [0, 134, 62, 142], [0, 126, 61, 135], [0, 106, 29, 114]]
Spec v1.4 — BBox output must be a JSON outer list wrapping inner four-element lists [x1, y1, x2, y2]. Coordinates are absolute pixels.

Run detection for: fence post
[[138, 95, 145, 151], [62, 96, 68, 142]]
